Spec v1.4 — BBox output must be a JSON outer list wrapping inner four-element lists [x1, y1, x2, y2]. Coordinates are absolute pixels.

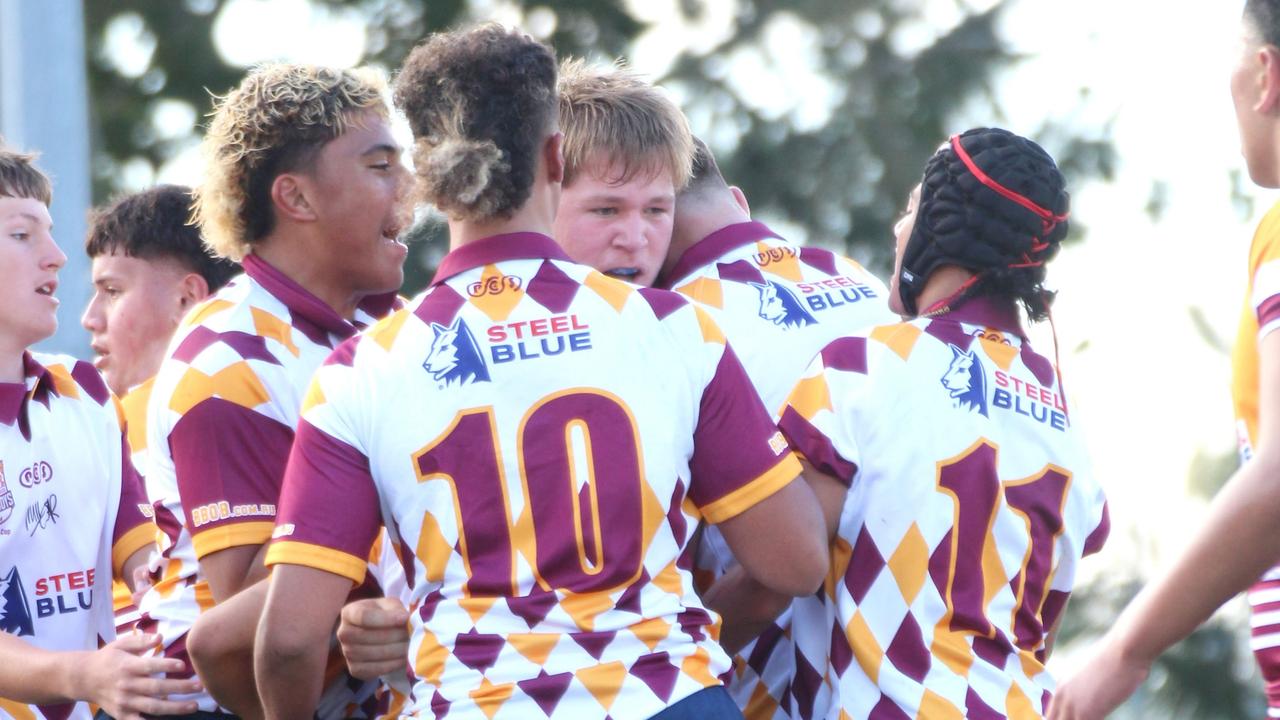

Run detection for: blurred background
[[1, 0, 1265, 715]]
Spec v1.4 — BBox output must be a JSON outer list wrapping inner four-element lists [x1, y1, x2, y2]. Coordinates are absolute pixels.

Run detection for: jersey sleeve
[[777, 336, 869, 486], [112, 431, 155, 575], [266, 341, 382, 585], [685, 328, 802, 524], [169, 397, 294, 559], [1252, 206, 1280, 341]]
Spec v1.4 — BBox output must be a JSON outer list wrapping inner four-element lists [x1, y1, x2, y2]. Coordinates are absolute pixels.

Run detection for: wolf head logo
[[941, 344, 988, 417], [749, 281, 816, 329], [424, 318, 491, 386]]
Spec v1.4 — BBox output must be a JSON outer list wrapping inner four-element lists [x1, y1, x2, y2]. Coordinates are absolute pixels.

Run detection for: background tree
[[83, 0, 1259, 713]]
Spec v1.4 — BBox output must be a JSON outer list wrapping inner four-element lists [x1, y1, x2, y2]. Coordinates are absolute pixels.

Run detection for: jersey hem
[[191, 521, 275, 559], [113, 523, 158, 576]]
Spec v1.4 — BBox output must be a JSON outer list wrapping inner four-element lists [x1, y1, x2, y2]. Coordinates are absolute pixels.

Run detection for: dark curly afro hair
[[394, 24, 558, 222]]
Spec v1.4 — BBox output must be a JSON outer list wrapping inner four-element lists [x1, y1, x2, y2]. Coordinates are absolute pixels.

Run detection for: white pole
[[1, 0, 92, 358]]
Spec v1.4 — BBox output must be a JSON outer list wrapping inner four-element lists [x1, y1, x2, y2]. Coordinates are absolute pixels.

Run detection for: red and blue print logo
[[0, 461, 14, 527]]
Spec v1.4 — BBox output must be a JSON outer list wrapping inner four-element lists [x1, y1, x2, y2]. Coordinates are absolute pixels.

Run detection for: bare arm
[[120, 545, 151, 591], [715, 472, 828, 597], [1050, 331, 1280, 719], [0, 631, 200, 720], [255, 564, 351, 720], [701, 564, 793, 655], [201, 542, 270, 604], [188, 579, 268, 720]]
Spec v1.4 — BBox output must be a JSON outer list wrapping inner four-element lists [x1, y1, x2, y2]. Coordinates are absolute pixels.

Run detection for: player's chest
[[0, 416, 112, 544]]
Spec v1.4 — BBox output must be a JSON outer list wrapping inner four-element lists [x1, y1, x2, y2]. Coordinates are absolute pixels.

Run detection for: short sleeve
[[266, 361, 382, 585], [1251, 205, 1280, 340], [112, 428, 155, 575], [170, 397, 293, 559], [686, 342, 802, 524], [777, 336, 868, 486]]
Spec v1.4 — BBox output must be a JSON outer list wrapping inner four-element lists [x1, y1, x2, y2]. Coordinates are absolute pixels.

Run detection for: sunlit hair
[[558, 58, 693, 190], [679, 136, 729, 200], [0, 141, 52, 206], [394, 24, 558, 223], [86, 185, 239, 292], [1246, 0, 1280, 47], [194, 63, 389, 261]]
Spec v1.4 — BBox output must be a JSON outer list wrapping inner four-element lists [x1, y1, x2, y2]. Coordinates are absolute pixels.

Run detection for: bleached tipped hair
[[557, 58, 693, 190], [394, 24, 558, 223], [193, 63, 389, 261]]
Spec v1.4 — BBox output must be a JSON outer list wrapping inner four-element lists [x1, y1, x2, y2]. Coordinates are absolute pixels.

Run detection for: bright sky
[[150, 0, 1263, 670]]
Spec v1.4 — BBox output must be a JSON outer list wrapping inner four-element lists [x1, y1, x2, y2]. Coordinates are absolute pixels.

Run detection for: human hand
[[336, 596, 411, 680], [1047, 642, 1150, 720], [81, 633, 202, 720], [129, 565, 152, 607]]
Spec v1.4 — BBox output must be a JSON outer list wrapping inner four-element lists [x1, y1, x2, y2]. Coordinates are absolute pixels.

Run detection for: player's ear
[[1258, 45, 1280, 114], [173, 273, 211, 322], [543, 131, 565, 185], [271, 172, 318, 223], [730, 186, 750, 216]]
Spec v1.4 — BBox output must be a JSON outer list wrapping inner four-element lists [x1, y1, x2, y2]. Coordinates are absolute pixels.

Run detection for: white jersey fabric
[[662, 222, 895, 719], [0, 353, 153, 720], [777, 298, 1108, 719], [268, 232, 802, 720]]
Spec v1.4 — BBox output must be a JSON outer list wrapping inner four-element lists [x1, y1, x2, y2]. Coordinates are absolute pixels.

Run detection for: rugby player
[[718, 127, 1109, 718], [1051, 2, 1280, 716], [80, 184, 238, 634], [0, 146, 200, 719], [256, 24, 828, 720], [135, 64, 409, 719]]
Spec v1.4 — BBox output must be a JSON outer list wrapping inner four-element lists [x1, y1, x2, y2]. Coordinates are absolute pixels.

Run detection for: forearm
[[255, 629, 327, 720], [1112, 453, 1280, 663], [0, 632, 81, 703], [255, 565, 351, 720], [703, 565, 794, 655], [190, 580, 268, 720]]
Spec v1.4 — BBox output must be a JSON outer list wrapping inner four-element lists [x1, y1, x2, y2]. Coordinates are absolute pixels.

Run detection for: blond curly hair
[[557, 58, 693, 190], [194, 63, 388, 260]]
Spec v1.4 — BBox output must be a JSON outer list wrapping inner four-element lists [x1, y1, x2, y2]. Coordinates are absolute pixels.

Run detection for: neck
[[915, 265, 977, 315], [0, 347, 24, 384], [447, 182, 557, 251], [253, 230, 361, 319], [666, 197, 751, 278]]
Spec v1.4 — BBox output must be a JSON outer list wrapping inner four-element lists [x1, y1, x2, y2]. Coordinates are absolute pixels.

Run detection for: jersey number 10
[[413, 389, 646, 597]]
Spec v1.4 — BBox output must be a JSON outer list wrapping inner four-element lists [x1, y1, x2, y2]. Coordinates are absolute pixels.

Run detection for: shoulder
[[31, 352, 112, 408]]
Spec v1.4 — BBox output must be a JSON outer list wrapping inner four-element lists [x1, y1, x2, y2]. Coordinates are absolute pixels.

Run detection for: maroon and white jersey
[[0, 353, 152, 720], [777, 298, 1108, 718], [267, 233, 802, 719], [661, 222, 895, 719], [138, 254, 398, 715]]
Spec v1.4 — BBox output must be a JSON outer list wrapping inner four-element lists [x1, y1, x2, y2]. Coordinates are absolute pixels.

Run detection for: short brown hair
[[86, 185, 240, 292], [394, 24, 558, 223], [194, 63, 389, 261], [0, 143, 52, 206], [558, 59, 693, 190]]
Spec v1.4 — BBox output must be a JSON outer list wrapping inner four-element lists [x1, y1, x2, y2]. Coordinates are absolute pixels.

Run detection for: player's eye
[[591, 207, 618, 217], [10, 231, 28, 241]]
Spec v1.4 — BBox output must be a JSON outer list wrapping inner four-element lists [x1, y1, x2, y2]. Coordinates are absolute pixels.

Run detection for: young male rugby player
[[0, 146, 199, 720], [136, 64, 409, 719], [81, 184, 238, 634]]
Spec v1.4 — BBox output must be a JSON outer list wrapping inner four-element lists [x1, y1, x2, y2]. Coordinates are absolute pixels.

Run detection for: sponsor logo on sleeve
[[767, 432, 790, 456]]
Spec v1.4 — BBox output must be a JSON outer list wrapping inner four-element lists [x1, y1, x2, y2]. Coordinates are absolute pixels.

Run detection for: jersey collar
[[242, 253, 399, 340], [0, 353, 59, 441], [660, 221, 784, 289], [936, 295, 1026, 338], [430, 233, 569, 286]]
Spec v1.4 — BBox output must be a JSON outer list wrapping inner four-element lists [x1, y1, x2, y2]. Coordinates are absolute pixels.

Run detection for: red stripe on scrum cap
[[949, 135, 1069, 228]]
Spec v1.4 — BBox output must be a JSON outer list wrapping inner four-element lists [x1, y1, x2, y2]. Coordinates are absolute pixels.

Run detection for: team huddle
[[5, 6, 1280, 720]]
